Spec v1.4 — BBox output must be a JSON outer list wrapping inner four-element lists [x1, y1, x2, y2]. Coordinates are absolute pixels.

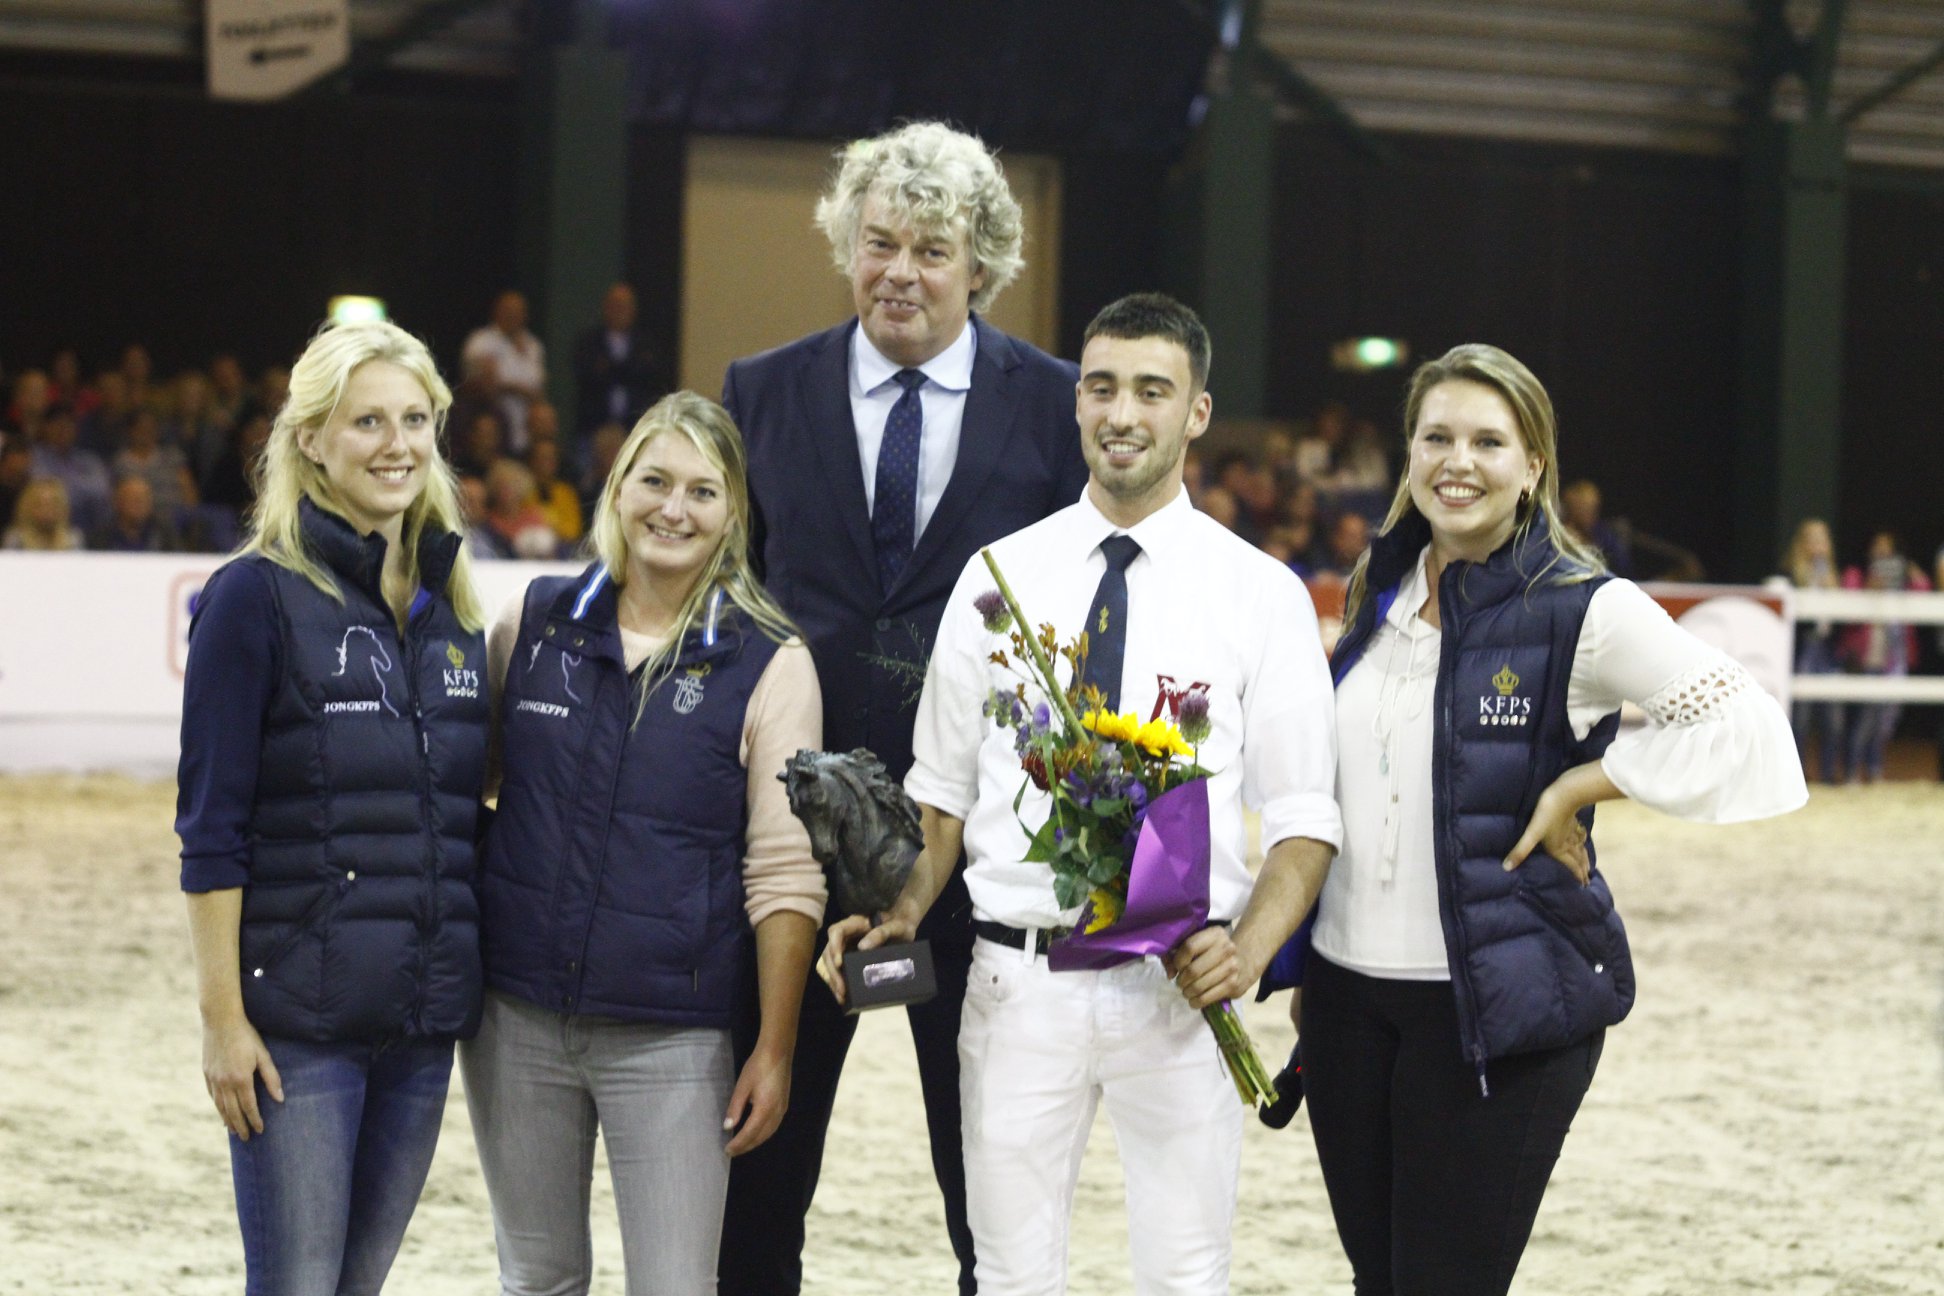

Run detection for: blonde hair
[[8, 477, 79, 550], [1784, 518, 1838, 589], [485, 458, 538, 512], [241, 321, 484, 631], [588, 391, 799, 717], [814, 121, 1024, 313], [1345, 343, 1604, 627]]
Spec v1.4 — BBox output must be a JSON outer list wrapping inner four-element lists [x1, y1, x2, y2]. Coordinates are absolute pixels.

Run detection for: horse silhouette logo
[[332, 627, 400, 716]]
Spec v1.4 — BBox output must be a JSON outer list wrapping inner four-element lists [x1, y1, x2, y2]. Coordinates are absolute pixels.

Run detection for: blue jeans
[[229, 1035, 455, 1296]]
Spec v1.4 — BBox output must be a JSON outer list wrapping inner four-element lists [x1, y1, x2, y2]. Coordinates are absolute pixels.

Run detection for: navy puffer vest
[[1344, 516, 1634, 1079], [1265, 516, 1636, 1084], [480, 567, 780, 1027], [240, 500, 488, 1042]]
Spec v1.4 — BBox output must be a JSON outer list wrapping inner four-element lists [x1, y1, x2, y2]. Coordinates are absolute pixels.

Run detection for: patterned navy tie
[[1080, 534, 1143, 713], [871, 368, 926, 591]]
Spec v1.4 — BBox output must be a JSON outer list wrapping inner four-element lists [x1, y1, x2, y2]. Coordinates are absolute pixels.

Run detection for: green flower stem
[[1203, 1001, 1279, 1108], [981, 547, 1085, 736]]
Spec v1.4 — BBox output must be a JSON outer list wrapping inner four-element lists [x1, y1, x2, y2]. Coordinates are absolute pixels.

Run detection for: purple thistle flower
[[974, 589, 1012, 633], [1177, 691, 1212, 745]]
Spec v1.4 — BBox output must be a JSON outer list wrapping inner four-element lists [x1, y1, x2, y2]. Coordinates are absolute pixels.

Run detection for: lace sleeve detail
[[1637, 656, 1752, 726], [1602, 654, 1806, 823]]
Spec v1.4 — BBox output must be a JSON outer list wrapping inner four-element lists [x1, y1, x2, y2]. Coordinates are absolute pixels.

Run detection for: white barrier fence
[[0, 552, 577, 774], [1, 556, 1936, 775], [1783, 587, 1944, 704]]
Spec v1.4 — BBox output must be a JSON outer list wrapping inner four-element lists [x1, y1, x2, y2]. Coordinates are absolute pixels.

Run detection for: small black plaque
[[841, 939, 937, 1013]]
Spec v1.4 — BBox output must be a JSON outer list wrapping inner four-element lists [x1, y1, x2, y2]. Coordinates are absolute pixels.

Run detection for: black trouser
[[1301, 951, 1603, 1296], [719, 868, 977, 1295]]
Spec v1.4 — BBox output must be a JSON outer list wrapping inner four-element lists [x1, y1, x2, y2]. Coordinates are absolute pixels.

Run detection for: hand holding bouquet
[[974, 549, 1279, 1108]]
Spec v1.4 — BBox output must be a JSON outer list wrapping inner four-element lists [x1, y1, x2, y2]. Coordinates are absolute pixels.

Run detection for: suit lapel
[[793, 322, 878, 580], [898, 316, 1022, 596]]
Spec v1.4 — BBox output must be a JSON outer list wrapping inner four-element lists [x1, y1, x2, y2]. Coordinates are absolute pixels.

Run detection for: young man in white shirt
[[823, 293, 1342, 1295]]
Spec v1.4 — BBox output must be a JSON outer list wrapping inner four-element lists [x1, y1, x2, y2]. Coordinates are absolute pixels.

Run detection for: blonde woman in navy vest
[[464, 391, 825, 1294], [1264, 345, 1805, 1294], [176, 321, 489, 1294]]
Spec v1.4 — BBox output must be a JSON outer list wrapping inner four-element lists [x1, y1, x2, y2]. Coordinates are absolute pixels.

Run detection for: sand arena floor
[[1, 775, 1941, 1295]]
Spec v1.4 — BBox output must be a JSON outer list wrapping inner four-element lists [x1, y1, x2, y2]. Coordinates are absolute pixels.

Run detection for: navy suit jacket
[[724, 314, 1088, 783]]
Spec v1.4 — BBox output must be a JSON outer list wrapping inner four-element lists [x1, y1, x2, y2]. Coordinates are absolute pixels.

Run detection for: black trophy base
[[841, 939, 937, 1013]]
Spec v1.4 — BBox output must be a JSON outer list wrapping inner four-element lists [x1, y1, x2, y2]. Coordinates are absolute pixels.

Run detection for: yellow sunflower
[[1080, 708, 1142, 744], [1083, 888, 1125, 933], [1133, 717, 1195, 758]]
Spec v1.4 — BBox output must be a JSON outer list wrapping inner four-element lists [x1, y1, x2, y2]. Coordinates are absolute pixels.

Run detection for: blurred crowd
[[1180, 399, 1705, 585], [1778, 519, 1943, 784], [0, 283, 668, 562]]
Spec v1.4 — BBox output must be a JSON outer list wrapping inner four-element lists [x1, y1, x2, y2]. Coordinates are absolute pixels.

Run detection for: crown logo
[[446, 641, 466, 669], [686, 663, 713, 678], [1492, 664, 1520, 696]]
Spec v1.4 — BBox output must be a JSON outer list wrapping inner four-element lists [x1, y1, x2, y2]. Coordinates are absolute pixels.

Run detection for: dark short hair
[[1082, 293, 1211, 391]]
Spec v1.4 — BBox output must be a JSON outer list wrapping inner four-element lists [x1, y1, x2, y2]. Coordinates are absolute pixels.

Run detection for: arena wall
[[0, 553, 578, 774]]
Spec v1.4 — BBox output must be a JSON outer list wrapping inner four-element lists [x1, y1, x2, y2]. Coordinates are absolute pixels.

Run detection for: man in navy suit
[[719, 121, 1087, 1295]]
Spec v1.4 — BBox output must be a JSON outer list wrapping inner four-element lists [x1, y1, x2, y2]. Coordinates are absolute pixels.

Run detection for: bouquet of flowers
[[973, 548, 1279, 1108]]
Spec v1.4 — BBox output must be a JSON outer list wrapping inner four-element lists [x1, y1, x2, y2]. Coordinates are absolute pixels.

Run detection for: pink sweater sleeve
[[739, 640, 828, 925], [482, 591, 525, 804]]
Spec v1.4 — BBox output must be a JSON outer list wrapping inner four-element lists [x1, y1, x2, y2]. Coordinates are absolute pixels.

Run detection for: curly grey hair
[[814, 121, 1025, 314]]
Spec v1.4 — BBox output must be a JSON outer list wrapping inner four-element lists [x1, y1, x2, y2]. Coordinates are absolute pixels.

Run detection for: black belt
[[972, 916, 1231, 956], [972, 919, 1054, 955]]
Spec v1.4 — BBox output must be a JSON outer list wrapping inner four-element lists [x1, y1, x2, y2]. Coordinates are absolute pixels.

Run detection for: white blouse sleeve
[[1568, 579, 1807, 824]]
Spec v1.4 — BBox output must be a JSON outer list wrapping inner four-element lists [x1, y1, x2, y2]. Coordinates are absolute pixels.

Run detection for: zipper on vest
[[1434, 570, 1494, 1101], [404, 622, 437, 1034]]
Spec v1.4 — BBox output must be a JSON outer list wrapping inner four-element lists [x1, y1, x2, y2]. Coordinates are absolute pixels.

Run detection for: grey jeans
[[460, 991, 735, 1296]]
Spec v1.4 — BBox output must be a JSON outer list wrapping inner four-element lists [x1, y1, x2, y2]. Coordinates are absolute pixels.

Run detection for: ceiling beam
[[1840, 35, 1944, 126], [1743, 0, 1850, 122]]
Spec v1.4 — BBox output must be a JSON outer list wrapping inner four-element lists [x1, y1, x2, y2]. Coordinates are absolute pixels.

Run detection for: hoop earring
[[1518, 487, 1532, 511]]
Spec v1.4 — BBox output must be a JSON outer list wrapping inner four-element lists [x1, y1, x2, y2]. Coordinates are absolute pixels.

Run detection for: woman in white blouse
[[1277, 344, 1805, 1295]]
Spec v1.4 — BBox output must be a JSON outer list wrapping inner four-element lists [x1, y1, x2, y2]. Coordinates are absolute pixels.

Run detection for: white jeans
[[958, 937, 1244, 1295], [459, 991, 734, 1296]]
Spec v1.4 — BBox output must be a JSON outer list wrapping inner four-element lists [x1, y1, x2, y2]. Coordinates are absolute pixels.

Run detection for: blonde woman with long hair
[[462, 391, 825, 1294], [1262, 344, 1804, 1294], [1781, 517, 1845, 781], [175, 320, 490, 1295], [2, 476, 85, 550]]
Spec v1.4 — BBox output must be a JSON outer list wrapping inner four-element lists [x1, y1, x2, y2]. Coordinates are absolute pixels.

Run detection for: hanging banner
[[206, 0, 350, 102]]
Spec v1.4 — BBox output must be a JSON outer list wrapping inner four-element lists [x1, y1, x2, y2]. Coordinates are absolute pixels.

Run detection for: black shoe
[[1257, 1042, 1304, 1129]]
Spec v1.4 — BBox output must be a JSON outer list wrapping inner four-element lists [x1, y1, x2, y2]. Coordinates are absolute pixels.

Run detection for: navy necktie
[[1080, 534, 1143, 713], [871, 369, 926, 591]]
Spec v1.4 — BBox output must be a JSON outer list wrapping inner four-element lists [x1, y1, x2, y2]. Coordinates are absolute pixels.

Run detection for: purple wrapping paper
[[1047, 779, 1211, 972]]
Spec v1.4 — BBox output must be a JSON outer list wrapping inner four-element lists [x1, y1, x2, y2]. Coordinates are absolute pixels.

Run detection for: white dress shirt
[[906, 489, 1343, 930], [462, 326, 547, 452], [1314, 546, 1809, 980], [850, 319, 976, 541]]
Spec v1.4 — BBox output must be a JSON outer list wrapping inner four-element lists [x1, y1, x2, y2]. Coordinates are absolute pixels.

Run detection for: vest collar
[[299, 497, 462, 608], [1367, 512, 1570, 618], [1338, 514, 1574, 683], [547, 564, 742, 667]]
